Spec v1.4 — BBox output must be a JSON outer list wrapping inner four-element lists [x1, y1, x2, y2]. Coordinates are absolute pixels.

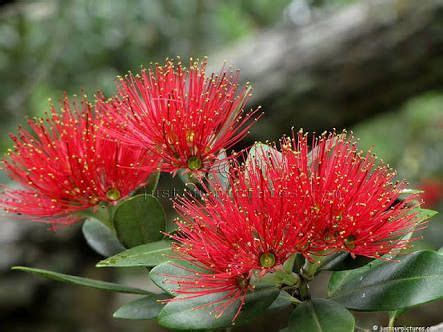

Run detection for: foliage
[[1, 2, 442, 330], [10, 141, 439, 331]]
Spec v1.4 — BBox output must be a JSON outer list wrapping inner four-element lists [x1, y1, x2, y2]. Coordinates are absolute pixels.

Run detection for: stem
[[298, 280, 310, 300], [297, 256, 324, 301], [388, 311, 398, 328], [388, 315, 396, 328], [300, 258, 321, 281]]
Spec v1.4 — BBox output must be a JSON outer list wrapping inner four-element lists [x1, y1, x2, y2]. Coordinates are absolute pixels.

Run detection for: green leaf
[[288, 298, 355, 332], [158, 287, 280, 330], [415, 208, 438, 223], [267, 290, 293, 312], [235, 287, 280, 324], [399, 188, 424, 197], [250, 269, 300, 288], [97, 240, 172, 268], [329, 250, 443, 311], [113, 194, 166, 248], [82, 218, 125, 257], [113, 294, 169, 320], [149, 261, 204, 295], [320, 252, 373, 271], [12, 266, 151, 295], [327, 260, 384, 297]]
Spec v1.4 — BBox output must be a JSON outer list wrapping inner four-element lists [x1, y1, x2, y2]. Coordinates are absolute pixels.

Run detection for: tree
[[212, 0, 443, 138]]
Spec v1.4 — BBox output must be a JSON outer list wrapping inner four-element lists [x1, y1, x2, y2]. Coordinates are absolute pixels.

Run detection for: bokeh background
[[0, 0, 442, 331]]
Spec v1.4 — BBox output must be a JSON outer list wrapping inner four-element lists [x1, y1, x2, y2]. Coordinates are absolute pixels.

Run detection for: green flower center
[[106, 188, 121, 201], [187, 156, 202, 170], [259, 252, 276, 268]]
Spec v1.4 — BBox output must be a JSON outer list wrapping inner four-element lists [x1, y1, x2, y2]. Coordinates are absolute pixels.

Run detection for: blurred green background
[[0, 0, 442, 331]]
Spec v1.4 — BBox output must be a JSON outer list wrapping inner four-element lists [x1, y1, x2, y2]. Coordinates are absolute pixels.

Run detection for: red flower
[[0, 97, 158, 225], [169, 153, 312, 319], [419, 178, 443, 208], [158, 131, 423, 320], [281, 130, 422, 258], [97, 58, 259, 175]]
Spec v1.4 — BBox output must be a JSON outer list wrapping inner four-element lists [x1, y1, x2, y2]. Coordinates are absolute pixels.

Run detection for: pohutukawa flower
[[168, 154, 313, 319], [419, 178, 443, 208], [97, 58, 259, 175], [0, 97, 158, 225], [281, 130, 422, 258]]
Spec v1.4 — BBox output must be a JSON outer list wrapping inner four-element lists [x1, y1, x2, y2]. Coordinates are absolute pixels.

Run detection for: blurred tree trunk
[[213, 0, 443, 139]]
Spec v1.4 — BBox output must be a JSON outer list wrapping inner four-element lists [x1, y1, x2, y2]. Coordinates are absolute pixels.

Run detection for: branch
[[212, 0, 443, 138]]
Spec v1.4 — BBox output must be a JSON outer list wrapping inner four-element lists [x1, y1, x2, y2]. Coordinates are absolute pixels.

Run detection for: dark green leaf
[[327, 260, 384, 297], [288, 298, 355, 332], [329, 250, 443, 311], [149, 261, 204, 295], [113, 294, 169, 320], [97, 240, 172, 268], [251, 269, 300, 288], [320, 252, 374, 271], [114, 194, 166, 248], [12, 266, 151, 295], [82, 218, 125, 257], [236, 287, 280, 324], [158, 287, 279, 330], [328, 268, 364, 298], [267, 291, 293, 312]]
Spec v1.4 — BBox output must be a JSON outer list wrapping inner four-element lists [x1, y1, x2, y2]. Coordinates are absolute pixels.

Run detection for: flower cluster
[[0, 97, 158, 225], [1, 59, 256, 224], [0, 58, 427, 323], [97, 58, 259, 175], [169, 131, 421, 316]]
